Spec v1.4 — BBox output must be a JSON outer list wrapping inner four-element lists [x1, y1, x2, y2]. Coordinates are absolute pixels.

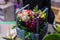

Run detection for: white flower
[[17, 13, 23, 19], [22, 15, 27, 21]]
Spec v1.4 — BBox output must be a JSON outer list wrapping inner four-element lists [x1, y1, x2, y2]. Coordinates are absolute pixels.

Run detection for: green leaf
[[20, 25, 27, 30], [12, 25, 16, 29], [35, 5, 38, 11], [25, 32, 30, 38], [55, 24, 60, 32], [3, 37, 12, 40], [33, 5, 38, 12], [42, 33, 60, 40]]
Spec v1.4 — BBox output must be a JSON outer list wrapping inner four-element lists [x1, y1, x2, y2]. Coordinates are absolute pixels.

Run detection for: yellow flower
[[40, 13, 46, 18], [11, 34, 16, 40], [11, 36, 15, 39]]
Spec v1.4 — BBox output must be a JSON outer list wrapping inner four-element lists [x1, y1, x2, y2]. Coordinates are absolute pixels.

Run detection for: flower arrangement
[[17, 5, 47, 39]]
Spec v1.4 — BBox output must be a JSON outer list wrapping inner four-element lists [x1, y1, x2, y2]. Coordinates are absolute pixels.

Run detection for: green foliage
[[55, 24, 60, 32], [25, 32, 30, 39], [33, 5, 39, 12], [12, 25, 16, 29], [42, 33, 60, 40]]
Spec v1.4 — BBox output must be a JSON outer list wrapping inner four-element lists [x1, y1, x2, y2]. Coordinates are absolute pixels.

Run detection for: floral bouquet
[[17, 5, 47, 39]]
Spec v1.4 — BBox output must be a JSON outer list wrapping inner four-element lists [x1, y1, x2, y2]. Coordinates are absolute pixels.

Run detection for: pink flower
[[22, 10, 28, 15]]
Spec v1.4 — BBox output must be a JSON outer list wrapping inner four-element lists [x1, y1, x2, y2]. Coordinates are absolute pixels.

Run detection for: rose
[[22, 10, 32, 16]]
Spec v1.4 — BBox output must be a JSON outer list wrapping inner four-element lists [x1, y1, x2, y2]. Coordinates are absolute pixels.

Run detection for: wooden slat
[[51, 6, 59, 17], [51, 6, 60, 22], [55, 9, 60, 22], [51, 6, 59, 10]]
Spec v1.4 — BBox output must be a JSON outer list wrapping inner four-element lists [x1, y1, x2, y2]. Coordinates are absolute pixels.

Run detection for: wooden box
[[51, 6, 60, 22], [0, 2, 15, 21], [0, 0, 8, 5]]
